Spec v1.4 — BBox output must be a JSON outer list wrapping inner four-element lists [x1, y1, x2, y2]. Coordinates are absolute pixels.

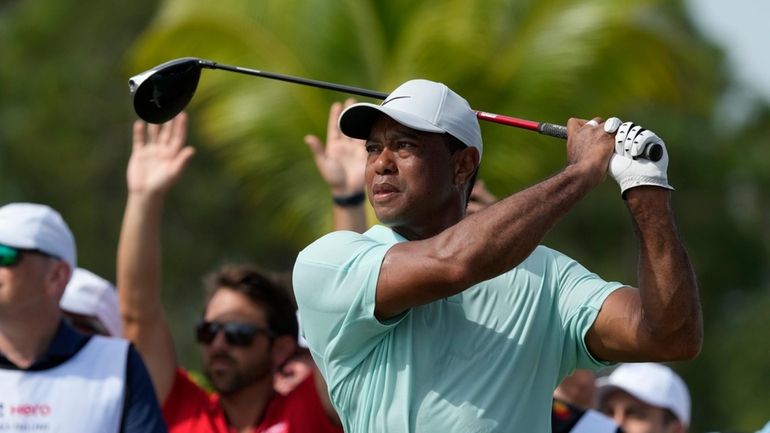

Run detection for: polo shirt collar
[[365, 225, 408, 244], [0, 319, 90, 371]]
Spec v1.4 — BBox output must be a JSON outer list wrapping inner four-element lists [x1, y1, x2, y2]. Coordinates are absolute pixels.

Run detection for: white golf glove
[[606, 118, 674, 198]]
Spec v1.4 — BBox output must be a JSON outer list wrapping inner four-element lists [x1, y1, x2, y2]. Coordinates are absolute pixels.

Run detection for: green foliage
[[2, 0, 770, 430], [0, 0, 157, 273], [128, 0, 723, 248], [0, 0, 298, 368]]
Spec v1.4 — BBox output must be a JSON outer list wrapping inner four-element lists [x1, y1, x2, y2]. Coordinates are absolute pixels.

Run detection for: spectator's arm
[[117, 114, 195, 403], [305, 99, 368, 233], [120, 345, 169, 433]]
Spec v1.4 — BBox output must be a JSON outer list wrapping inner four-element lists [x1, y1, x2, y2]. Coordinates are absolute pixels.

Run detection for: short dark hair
[[204, 264, 298, 340], [444, 133, 479, 202]]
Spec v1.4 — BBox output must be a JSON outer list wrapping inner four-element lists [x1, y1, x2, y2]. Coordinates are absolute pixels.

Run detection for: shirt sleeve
[[293, 230, 404, 384], [547, 247, 624, 370], [120, 344, 168, 433]]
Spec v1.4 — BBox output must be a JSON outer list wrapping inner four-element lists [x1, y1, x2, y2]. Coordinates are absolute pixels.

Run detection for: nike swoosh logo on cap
[[382, 96, 411, 105]]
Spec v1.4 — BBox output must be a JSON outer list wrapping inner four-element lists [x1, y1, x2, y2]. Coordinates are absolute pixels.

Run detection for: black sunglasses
[[195, 321, 275, 347], [0, 244, 59, 267]]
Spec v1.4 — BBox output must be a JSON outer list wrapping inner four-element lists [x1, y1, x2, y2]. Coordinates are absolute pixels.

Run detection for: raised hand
[[127, 113, 195, 195], [305, 99, 366, 196]]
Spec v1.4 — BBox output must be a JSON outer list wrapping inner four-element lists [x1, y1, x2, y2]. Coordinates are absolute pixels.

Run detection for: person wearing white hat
[[0, 202, 166, 432], [118, 114, 343, 433], [60, 267, 123, 337], [597, 363, 690, 433], [293, 79, 702, 432], [552, 398, 622, 433]]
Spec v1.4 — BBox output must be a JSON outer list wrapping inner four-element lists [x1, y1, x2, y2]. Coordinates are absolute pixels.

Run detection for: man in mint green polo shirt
[[293, 79, 702, 433]]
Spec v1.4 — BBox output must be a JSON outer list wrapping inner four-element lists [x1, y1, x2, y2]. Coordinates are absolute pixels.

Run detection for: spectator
[[553, 369, 622, 433], [597, 363, 690, 433], [60, 267, 122, 337], [0, 202, 166, 432], [555, 369, 598, 410], [552, 398, 622, 433], [293, 79, 702, 432], [117, 113, 342, 432]]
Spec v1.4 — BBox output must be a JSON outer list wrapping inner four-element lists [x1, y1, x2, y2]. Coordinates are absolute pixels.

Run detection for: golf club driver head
[[128, 57, 206, 124]]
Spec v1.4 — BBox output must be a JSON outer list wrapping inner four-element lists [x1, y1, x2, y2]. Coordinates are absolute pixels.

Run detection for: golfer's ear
[[454, 147, 480, 186]]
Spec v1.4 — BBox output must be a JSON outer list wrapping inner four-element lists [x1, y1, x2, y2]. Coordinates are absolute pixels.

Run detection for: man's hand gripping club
[[604, 117, 673, 198]]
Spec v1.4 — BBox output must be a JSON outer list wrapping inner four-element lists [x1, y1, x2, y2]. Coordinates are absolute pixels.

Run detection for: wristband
[[332, 191, 366, 207]]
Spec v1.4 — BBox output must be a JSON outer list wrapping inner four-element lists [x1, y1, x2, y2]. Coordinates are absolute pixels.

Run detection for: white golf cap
[[60, 268, 122, 337], [0, 202, 77, 271], [597, 363, 691, 426], [339, 79, 483, 160]]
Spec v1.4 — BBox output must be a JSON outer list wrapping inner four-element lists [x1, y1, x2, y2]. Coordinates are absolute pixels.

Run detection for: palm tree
[[127, 0, 721, 247]]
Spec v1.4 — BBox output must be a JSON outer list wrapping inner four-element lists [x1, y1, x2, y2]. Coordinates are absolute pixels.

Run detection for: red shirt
[[163, 369, 343, 433]]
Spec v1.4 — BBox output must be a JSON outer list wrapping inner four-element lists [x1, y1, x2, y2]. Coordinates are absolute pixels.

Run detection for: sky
[[686, 0, 770, 102]]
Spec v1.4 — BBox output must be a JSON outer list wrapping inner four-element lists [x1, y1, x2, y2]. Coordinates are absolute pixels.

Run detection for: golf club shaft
[[204, 62, 391, 101], [475, 112, 567, 138], [201, 61, 568, 140]]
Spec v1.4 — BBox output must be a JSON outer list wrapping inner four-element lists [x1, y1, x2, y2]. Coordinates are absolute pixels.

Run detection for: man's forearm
[[448, 165, 599, 286], [117, 191, 179, 402], [626, 187, 702, 358], [377, 165, 601, 319], [117, 192, 166, 326]]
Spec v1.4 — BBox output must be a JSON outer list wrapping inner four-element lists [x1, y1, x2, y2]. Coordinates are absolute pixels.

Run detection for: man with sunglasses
[[117, 114, 342, 433], [0, 202, 166, 432]]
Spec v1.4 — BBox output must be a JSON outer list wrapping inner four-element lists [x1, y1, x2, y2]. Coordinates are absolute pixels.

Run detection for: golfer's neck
[[392, 216, 462, 241]]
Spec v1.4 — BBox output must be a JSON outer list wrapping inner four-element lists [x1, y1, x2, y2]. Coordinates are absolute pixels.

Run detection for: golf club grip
[[538, 123, 567, 139], [538, 122, 662, 162]]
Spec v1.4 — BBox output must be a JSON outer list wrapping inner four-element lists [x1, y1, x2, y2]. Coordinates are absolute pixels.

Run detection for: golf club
[[128, 57, 662, 161]]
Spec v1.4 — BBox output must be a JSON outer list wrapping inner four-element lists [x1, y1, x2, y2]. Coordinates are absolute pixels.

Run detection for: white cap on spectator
[[0, 203, 76, 271], [339, 79, 483, 160], [60, 268, 122, 337], [597, 363, 690, 426]]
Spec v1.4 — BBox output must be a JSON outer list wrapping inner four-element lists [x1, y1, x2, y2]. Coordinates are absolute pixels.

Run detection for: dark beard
[[204, 353, 271, 395]]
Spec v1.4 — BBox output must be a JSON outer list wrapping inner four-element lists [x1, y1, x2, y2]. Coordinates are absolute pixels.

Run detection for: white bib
[[0, 336, 129, 433]]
